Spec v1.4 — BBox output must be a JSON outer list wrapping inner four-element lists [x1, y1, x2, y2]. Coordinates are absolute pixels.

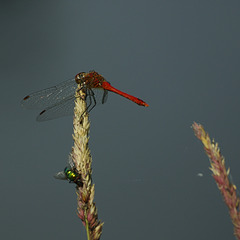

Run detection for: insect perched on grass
[[21, 70, 149, 121], [54, 157, 82, 187]]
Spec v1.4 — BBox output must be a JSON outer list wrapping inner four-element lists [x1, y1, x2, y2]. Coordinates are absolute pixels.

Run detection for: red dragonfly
[[21, 70, 149, 121]]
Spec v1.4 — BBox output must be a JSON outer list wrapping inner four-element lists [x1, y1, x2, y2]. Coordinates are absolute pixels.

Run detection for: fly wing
[[21, 78, 77, 110], [67, 156, 75, 169], [36, 95, 75, 121], [54, 171, 67, 180]]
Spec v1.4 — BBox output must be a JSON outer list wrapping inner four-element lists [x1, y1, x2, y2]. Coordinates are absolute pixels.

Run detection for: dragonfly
[[21, 70, 149, 121], [54, 157, 83, 187]]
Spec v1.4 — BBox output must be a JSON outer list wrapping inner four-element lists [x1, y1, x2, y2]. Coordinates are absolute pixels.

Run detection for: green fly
[[54, 157, 82, 187]]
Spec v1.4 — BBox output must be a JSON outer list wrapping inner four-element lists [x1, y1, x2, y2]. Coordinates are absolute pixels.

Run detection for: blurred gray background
[[1, 0, 240, 239]]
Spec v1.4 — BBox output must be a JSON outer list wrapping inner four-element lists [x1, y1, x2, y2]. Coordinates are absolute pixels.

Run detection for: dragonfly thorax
[[75, 71, 105, 88]]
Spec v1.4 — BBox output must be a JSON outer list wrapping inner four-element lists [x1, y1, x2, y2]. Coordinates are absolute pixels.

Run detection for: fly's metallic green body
[[64, 167, 77, 181], [54, 158, 82, 187], [64, 167, 82, 187]]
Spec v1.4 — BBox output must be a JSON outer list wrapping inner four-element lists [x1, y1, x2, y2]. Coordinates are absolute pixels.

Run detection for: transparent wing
[[67, 156, 75, 169], [36, 96, 75, 121], [21, 78, 77, 110], [54, 171, 67, 180], [22, 78, 109, 121]]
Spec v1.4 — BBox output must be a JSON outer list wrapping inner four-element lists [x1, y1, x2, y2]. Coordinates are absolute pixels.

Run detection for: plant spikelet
[[192, 122, 240, 239], [71, 86, 103, 240]]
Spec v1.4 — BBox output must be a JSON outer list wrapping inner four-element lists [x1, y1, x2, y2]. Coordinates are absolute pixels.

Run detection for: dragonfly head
[[75, 72, 87, 84]]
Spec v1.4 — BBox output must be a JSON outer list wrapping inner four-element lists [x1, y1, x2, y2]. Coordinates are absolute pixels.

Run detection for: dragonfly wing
[[54, 171, 67, 180], [21, 78, 77, 110], [36, 95, 75, 121]]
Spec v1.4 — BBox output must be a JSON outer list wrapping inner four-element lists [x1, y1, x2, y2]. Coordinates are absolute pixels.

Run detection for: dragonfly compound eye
[[75, 72, 87, 84], [80, 72, 87, 79]]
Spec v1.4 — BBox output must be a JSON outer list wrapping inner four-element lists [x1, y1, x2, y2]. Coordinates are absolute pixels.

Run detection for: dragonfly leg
[[74, 87, 90, 118], [76, 85, 87, 100], [86, 89, 97, 113], [75, 88, 96, 119]]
